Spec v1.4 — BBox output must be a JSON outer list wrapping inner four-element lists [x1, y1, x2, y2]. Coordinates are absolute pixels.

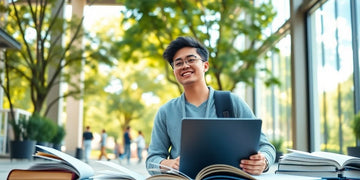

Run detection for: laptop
[[179, 118, 262, 179]]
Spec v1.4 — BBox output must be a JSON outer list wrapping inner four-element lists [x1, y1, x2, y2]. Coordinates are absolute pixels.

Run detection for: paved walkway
[[0, 157, 149, 180]]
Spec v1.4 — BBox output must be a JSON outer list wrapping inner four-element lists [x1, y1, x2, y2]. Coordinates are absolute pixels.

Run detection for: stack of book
[[276, 149, 360, 179]]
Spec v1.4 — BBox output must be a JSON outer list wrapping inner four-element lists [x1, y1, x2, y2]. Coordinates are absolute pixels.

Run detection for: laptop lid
[[179, 118, 262, 179]]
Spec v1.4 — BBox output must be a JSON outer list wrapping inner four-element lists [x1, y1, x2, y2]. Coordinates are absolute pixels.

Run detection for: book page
[[147, 162, 191, 179], [286, 150, 341, 168], [35, 145, 94, 179], [95, 161, 146, 180], [28, 162, 78, 173], [36, 151, 63, 160], [287, 149, 360, 169], [33, 154, 63, 163], [92, 170, 137, 180], [196, 164, 256, 180], [311, 151, 356, 167]]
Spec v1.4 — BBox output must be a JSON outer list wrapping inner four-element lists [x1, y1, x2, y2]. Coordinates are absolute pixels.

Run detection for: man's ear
[[203, 61, 209, 72]]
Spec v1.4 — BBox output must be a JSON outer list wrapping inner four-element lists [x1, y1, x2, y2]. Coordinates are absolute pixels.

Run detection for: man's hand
[[160, 157, 180, 170], [240, 152, 268, 175]]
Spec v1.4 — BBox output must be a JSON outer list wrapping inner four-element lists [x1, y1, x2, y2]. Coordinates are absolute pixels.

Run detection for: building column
[[65, 0, 86, 156], [290, 0, 310, 151], [47, 0, 65, 125]]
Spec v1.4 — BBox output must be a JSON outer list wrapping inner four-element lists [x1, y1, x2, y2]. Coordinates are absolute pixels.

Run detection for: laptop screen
[[179, 118, 262, 179]]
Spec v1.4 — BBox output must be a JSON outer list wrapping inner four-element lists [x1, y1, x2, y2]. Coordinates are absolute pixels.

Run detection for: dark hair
[[163, 36, 209, 66]]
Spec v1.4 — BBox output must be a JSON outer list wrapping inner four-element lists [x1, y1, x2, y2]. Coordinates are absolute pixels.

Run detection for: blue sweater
[[146, 87, 275, 174]]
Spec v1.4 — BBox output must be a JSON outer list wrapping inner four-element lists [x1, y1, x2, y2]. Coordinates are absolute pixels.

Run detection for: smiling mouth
[[181, 71, 193, 77]]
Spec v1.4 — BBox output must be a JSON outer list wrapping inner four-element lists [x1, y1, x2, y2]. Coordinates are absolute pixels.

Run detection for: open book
[[276, 149, 360, 178], [94, 161, 256, 180], [146, 163, 256, 180], [7, 145, 94, 180]]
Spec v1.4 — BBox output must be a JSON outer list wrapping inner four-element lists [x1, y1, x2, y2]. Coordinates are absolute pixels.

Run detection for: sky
[[65, 5, 124, 30]]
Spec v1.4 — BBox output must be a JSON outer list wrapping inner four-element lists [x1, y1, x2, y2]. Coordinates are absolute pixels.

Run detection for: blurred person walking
[[82, 126, 93, 163], [120, 126, 132, 164], [134, 130, 146, 163], [98, 129, 110, 161]]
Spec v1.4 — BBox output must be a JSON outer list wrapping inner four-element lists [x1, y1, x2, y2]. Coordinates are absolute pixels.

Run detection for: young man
[[145, 36, 275, 175]]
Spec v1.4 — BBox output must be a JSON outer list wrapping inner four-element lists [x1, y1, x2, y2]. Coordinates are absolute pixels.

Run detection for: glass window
[[253, 0, 291, 150], [255, 0, 290, 32], [308, 0, 356, 154], [256, 34, 292, 149]]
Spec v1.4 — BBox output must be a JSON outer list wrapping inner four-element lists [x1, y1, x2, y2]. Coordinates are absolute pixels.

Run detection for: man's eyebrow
[[174, 54, 197, 61]]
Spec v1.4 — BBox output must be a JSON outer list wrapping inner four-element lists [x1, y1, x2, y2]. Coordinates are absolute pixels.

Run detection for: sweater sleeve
[[145, 106, 171, 175]]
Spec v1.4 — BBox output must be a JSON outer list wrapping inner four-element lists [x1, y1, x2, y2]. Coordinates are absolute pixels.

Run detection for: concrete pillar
[[47, 0, 65, 125], [65, 0, 86, 156], [290, 0, 310, 151]]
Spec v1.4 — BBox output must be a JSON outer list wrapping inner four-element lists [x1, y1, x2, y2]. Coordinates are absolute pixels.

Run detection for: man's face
[[172, 47, 209, 86]]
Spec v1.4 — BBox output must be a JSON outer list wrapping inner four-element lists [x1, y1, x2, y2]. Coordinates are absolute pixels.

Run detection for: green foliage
[[9, 116, 29, 141], [29, 113, 57, 143], [270, 138, 284, 152], [1, 0, 96, 117], [115, 0, 279, 92], [352, 112, 360, 141], [83, 57, 170, 142], [9, 117, 23, 141], [25, 115, 42, 141], [10, 114, 41, 141], [51, 124, 66, 145]]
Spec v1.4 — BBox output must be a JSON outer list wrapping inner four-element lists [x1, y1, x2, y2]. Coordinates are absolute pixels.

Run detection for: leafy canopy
[[117, 0, 278, 93]]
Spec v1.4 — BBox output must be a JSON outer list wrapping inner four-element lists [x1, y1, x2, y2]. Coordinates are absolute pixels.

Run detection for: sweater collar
[[181, 86, 215, 118]]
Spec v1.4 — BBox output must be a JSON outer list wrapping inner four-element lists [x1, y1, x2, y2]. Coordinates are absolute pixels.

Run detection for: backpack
[[214, 90, 234, 118]]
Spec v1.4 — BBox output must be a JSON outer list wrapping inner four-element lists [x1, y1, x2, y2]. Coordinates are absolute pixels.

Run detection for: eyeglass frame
[[170, 55, 205, 69]]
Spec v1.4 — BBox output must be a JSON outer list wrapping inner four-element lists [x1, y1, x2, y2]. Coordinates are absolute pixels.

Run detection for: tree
[[81, 13, 178, 139], [116, 0, 278, 93], [0, 0, 109, 119]]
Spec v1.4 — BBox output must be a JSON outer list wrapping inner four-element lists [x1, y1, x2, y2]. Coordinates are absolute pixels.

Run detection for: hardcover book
[[7, 145, 94, 180], [275, 149, 360, 178]]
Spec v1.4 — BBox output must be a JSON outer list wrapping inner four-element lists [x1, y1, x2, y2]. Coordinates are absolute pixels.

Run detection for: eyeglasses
[[171, 56, 204, 69]]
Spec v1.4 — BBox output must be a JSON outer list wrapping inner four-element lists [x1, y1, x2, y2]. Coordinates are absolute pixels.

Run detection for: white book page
[[29, 162, 77, 172], [287, 149, 360, 169], [286, 150, 341, 168], [257, 173, 319, 180], [35, 145, 94, 179], [33, 154, 63, 163], [311, 152, 350, 166], [92, 170, 136, 180], [147, 161, 191, 179], [95, 161, 146, 180]]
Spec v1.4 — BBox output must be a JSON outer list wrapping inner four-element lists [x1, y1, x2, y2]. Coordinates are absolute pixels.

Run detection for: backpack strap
[[214, 90, 234, 118]]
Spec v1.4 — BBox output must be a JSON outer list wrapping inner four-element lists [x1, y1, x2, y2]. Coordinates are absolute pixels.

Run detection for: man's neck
[[184, 83, 209, 107]]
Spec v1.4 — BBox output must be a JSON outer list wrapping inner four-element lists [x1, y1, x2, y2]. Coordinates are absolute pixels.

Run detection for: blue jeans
[[137, 147, 143, 162], [121, 144, 131, 163], [83, 140, 92, 162]]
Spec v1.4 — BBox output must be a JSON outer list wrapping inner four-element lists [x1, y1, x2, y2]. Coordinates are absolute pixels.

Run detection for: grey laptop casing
[[179, 118, 262, 179]]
